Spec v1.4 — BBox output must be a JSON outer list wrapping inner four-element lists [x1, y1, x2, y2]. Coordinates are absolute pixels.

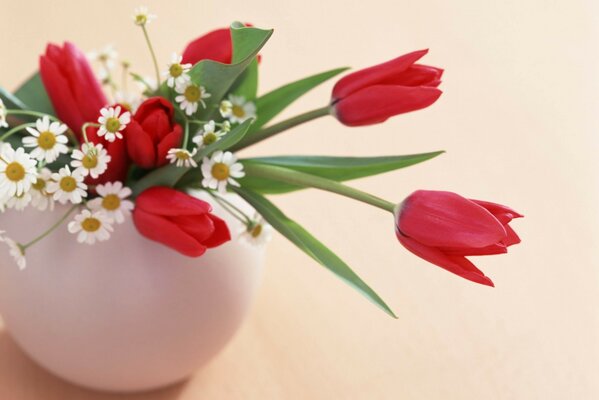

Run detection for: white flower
[[133, 6, 156, 26], [239, 214, 273, 246], [166, 148, 198, 168], [88, 45, 118, 70], [47, 165, 87, 205], [22, 116, 69, 163], [4, 191, 32, 211], [29, 168, 55, 211], [163, 53, 192, 88], [0, 145, 38, 198], [70, 142, 111, 179], [0, 98, 8, 128], [114, 91, 142, 113], [174, 82, 211, 116], [201, 150, 245, 193], [68, 209, 114, 245], [219, 100, 232, 118], [0, 231, 26, 270], [88, 181, 134, 224], [223, 95, 256, 124], [97, 106, 130, 142], [192, 120, 226, 149]]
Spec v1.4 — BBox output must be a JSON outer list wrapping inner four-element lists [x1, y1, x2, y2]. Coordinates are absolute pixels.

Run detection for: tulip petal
[[133, 209, 207, 257], [332, 49, 429, 100], [135, 97, 175, 122], [136, 187, 212, 216], [182, 28, 233, 65], [334, 85, 442, 126], [381, 64, 444, 87], [156, 125, 183, 167], [398, 190, 507, 248], [503, 224, 521, 247], [202, 214, 232, 248], [440, 243, 507, 256], [170, 214, 215, 243], [126, 120, 157, 169], [470, 199, 524, 220], [397, 232, 494, 287]]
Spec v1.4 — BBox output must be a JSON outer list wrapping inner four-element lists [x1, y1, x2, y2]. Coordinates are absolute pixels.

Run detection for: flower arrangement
[[0, 7, 522, 317]]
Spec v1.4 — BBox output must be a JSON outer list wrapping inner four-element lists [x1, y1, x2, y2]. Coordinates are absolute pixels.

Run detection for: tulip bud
[[181, 23, 257, 65], [132, 187, 231, 257], [331, 49, 443, 126], [395, 190, 522, 286]]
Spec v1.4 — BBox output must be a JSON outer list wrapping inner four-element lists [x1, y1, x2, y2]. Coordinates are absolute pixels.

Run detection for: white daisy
[[4, 191, 32, 211], [29, 168, 55, 211], [166, 148, 198, 168], [97, 106, 130, 142], [221, 120, 231, 133], [114, 91, 142, 113], [174, 82, 211, 116], [219, 100, 232, 118], [240, 214, 273, 246], [163, 53, 192, 88], [223, 95, 256, 124], [70, 142, 111, 179], [192, 120, 226, 149], [133, 6, 156, 26], [0, 145, 38, 197], [0, 231, 26, 270], [88, 181, 134, 224], [88, 45, 118, 70], [47, 165, 87, 205], [68, 209, 114, 245], [201, 150, 245, 193], [0, 98, 8, 128], [22, 116, 69, 163]]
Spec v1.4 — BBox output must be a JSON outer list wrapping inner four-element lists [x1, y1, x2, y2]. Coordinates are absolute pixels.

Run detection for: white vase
[[0, 191, 266, 392]]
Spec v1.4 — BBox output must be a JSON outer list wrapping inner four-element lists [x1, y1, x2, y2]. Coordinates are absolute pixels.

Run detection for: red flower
[[133, 187, 231, 257], [39, 42, 107, 133], [395, 190, 522, 287], [331, 49, 443, 126], [181, 24, 256, 65], [126, 97, 183, 169]]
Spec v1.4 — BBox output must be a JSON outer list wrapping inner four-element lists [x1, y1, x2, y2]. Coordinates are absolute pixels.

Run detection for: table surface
[[1, 0, 599, 398]]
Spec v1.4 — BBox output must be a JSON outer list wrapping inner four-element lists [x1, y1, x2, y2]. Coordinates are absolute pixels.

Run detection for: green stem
[[22, 205, 78, 250], [0, 122, 36, 141], [141, 25, 161, 88], [208, 190, 252, 224], [81, 122, 100, 144], [6, 110, 60, 121], [183, 119, 190, 149], [231, 106, 331, 151], [243, 163, 396, 213]]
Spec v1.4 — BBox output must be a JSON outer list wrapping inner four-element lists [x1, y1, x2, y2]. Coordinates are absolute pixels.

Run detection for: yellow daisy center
[[169, 63, 183, 78], [251, 224, 263, 238], [59, 176, 77, 192], [203, 133, 217, 145], [232, 105, 245, 118], [102, 194, 121, 211], [4, 162, 25, 182], [175, 151, 191, 161], [135, 14, 147, 25], [211, 162, 229, 181], [105, 117, 121, 133], [81, 217, 101, 232], [184, 85, 201, 102], [82, 153, 98, 169], [32, 178, 46, 191], [37, 131, 56, 150]]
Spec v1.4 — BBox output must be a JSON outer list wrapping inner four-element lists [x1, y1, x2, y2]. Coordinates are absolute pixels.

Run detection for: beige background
[[1, 0, 598, 398]]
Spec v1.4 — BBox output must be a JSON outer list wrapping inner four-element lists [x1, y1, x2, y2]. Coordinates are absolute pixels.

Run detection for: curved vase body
[[0, 192, 265, 392]]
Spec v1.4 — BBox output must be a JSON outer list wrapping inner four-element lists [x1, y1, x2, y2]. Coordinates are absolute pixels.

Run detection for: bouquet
[[0, 7, 522, 317]]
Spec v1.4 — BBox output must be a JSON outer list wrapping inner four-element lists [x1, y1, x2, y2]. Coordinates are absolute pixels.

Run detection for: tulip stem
[[230, 106, 331, 151], [141, 25, 161, 89], [243, 163, 396, 213], [22, 205, 79, 250]]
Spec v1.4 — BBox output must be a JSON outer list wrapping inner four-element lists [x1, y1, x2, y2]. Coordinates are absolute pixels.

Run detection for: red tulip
[[39, 42, 107, 133], [126, 97, 183, 169], [133, 187, 231, 257], [395, 190, 522, 287], [331, 49, 443, 126], [181, 24, 256, 65]]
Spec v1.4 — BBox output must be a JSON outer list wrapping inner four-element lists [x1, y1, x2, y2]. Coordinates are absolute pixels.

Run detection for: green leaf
[[234, 187, 396, 318], [186, 23, 273, 119], [249, 67, 348, 132], [0, 87, 28, 110], [14, 73, 55, 115], [229, 58, 259, 100], [131, 118, 254, 197], [239, 151, 444, 194]]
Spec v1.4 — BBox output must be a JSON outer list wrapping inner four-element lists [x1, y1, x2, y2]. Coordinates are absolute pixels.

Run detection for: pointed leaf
[[239, 151, 444, 194], [234, 187, 397, 318], [14, 73, 55, 115]]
